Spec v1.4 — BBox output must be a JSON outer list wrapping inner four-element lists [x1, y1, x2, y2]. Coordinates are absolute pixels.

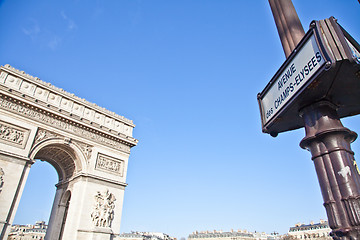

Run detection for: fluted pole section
[[300, 101, 360, 239], [268, 0, 305, 58]]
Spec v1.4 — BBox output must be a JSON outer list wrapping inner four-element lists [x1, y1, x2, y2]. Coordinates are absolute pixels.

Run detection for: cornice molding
[[0, 94, 136, 152], [0, 65, 137, 140]]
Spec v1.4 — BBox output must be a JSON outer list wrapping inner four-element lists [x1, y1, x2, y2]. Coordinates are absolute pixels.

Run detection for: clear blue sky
[[1, 0, 360, 239]]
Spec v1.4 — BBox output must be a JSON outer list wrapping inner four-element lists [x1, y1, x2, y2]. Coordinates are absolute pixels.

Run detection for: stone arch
[[29, 137, 86, 181], [0, 65, 138, 240], [60, 190, 72, 207], [27, 138, 86, 240]]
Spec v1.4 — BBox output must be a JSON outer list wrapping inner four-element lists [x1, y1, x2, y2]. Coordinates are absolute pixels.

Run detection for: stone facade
[[7, 221, 47, 240], [0, 65, 138, 240], [287, 220, 332, 239], [188, 229, 278, 240], [116, 232, 176, 240]]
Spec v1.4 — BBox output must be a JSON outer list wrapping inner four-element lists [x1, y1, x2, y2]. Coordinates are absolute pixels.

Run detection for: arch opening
[[33, 144, 79, 181], [12, 160, 58, 235], [11, 142, 82, 240]]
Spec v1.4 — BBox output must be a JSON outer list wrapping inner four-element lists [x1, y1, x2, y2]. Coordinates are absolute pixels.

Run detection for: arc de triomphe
[[0, 65, 138, 240]]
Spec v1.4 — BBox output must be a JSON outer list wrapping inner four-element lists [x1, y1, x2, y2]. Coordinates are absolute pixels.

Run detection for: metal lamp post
[[300, 101, 360, 239], [263, 1, 360, 239]]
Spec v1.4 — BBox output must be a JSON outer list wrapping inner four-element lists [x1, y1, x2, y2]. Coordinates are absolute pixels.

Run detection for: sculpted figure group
[[0, 124, 24, 144], [91, 189, 116, 228]]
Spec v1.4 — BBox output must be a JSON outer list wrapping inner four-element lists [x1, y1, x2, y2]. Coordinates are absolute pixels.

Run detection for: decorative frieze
[[0, 120, 29, 148], [0, 65, 135, 240], [0, 96, 133, 153], [96, 153, 124, 176], [91, 189, 116, 228], [34, 129, 93, 164], [0, 65, 135, 138], [0, 123, 24, 144]]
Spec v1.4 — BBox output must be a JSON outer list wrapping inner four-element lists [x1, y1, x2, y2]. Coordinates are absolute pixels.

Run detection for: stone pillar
[[53, 176, 126, 240], [45, 186, 67, 240], [300, 101, 360, 239], [0, 153, 34, 239]]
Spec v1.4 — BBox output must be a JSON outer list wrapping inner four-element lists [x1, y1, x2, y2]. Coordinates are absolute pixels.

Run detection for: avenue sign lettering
[[258, 17, 360, 136], [259, 34, 326, 127]]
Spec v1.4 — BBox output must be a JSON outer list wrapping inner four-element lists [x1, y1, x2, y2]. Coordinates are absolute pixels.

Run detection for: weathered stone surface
[[0, 65, 137, 240]]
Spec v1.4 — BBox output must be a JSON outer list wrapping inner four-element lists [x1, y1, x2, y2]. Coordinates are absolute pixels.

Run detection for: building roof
[[188, 231, 254, 238], [289, 221, 330, 232]]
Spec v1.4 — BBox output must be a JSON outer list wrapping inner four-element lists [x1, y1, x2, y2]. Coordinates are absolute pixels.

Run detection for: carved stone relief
[[95, 153, 124, 176], [0, 167, 4, 193], [91, 189, 116, 228], [0, 66, 136, 239], [0, 96, 132, 153], [34, 129, 61, 145], [0, 120, 29, 148], [34, 129, 93, 163], [76, 141, 93, 160], [1, 65, 136, 137]]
